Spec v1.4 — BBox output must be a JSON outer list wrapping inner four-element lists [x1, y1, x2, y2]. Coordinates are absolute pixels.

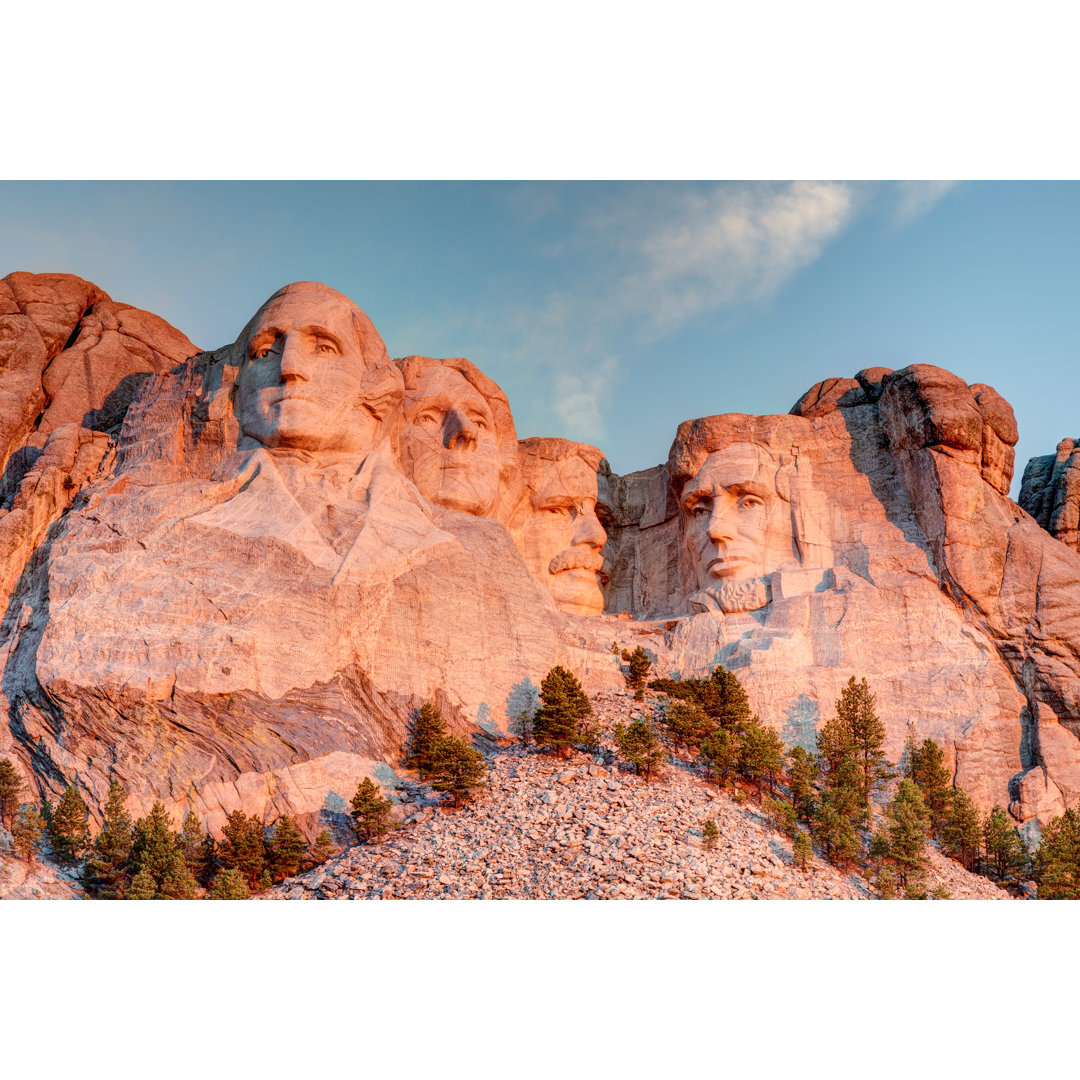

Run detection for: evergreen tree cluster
[[652, 671, 1037, 896], [662, 667, 787, 795], [403, 701, 487, 805], [651, 666, 786, 795], [0, 770, 337, 899], [1033, 808, 1080, 899]]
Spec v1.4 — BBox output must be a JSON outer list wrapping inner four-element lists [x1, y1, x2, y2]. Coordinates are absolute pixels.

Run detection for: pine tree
[[738, 717, 786, 795], [615, 719, 665, 781], [208, 868, 249, 900], [404, 702, 449, 779], [511, 709, 534, 747], [12, 803, 44, 862], [704, 666, 752, 730], [876, 866, 898, 898], [198, 831, 218, 888], [0, 757, 25, 830], [83, 779, 134, 899], [532, 666, 594, 757], [815, 706, 870, 840], [702, 818, 719, 850], [658, 700, 716, 752], [179, 810, 204, 878], [218, 810, 267, 890], [127, 865, 158, 900], [1033, 808, 1080, 900], [429, 734, 487, 806], [786, 746, 820, 825], [350, 779, 394, 842], [49, 784, 90, 863], [621, 646, 652, 700], [834, 676, 889, 800], [308, 829, 336, 867], [160, 861, 199, 899], [982, 805, 1027, 884], [267, 815, 308, 879], [699, 727, 739, 790], [763, 796, 798, 836], [883, 779, 931, 888], [654, 665, 752, 730], [816, 713, 856, 782], [812, 790, 859, 865], [941, 788, 981, 871], [130, 801, 187, 896], [792, 829, 813, 870], [902, 736, 954, 836]]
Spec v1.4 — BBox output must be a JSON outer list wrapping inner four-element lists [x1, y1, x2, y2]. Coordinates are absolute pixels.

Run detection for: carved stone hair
[[667, 414, 834, 572], [517, 436, 605, 478], [232, 281, 404, 424], [236, 281, 392, 369]]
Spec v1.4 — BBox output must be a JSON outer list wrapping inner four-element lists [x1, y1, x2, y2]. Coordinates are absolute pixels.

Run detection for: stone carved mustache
[[549, 547, 606, 577]]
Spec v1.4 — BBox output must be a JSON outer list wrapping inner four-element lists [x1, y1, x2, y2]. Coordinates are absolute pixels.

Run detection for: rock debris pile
[[264, 691, 1010, 901]]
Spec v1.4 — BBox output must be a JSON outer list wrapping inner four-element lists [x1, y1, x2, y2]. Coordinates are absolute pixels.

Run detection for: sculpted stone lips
[[706, 552, 755, 576]]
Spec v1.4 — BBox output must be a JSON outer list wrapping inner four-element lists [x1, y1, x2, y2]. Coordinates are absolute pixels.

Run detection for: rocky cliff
[[0, 273, 1076, 840]]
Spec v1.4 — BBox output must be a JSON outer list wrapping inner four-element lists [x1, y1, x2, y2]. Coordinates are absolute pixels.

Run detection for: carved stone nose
[[279, 335, 311, 381], [573, 507, 607, 549], [706, 500, 737, 542], [444, 408, 478, 450]]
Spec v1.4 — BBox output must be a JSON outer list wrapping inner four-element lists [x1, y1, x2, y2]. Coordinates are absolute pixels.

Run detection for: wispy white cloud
[[484, 181, 859, 443], [622, 180, 856, 331], [890, 180, 959, 225], [553, 356, 617, 436]]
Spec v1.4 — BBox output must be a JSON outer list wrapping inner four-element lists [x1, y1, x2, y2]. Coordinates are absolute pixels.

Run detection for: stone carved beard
[[689, 577, 770, 614]]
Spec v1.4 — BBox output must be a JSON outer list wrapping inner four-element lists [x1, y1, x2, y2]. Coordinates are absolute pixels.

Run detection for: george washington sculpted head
[[233, 282, 403, 457]]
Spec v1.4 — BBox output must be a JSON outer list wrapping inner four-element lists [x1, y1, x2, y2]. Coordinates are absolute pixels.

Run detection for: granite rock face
[[0, 272, 198, 622], [1, 274, 1078, 841], [1020, 438, 1080, 555]]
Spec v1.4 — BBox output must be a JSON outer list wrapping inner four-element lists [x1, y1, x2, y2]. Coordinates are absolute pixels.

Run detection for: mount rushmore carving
[[0, 272, 1077, 838]]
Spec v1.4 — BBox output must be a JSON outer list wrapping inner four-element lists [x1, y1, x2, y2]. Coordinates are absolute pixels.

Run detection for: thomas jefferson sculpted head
[[234, 282, 403, 457], [392, 356, 519, 519]]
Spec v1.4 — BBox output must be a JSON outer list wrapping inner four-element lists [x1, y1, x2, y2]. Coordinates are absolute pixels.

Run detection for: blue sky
[[1, 180, 1076, 492]]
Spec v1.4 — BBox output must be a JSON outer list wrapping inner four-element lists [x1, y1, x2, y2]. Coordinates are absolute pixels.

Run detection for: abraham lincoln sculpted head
[[233, 281, 403, 457], [669, 425, 813, 614]]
